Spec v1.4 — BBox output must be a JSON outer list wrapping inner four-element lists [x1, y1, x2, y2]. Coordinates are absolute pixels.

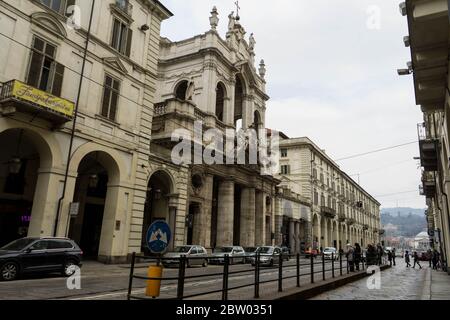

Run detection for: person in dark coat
[[354, 243, 362, 271], [392, 248, 396, 266], [405, 250, 411, 268], [432, 250, 440, 270], [387, 250, 393, 267], [377, 244, 383, 265], [413, 251, 422, 269], [427, 249, 432, 268]]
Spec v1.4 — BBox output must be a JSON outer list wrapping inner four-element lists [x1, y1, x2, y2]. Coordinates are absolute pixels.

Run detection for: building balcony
[[346, 218, 355, 226], [152, 98, 232, 146], [421, 171, 436, 198], [0, 80, 74, 125], [363, 224, 369, 231], [110, 0, 133, 21], [320, 206, 336, 219], [338, 213, 346, 222], [418, 123, 439, 171]]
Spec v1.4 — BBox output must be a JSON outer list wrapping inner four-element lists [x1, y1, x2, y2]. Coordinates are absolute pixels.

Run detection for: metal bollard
[[222, 255, 230, 301], [310, 253, 314, 284], [278, 253, 283, 292], [127, 252, 136, 300], [340, 252, 343, 276], [177, 256, 186, 299], [332, 253, 335, 278], [322, 252, 325, 281], [296, 253, 300, 287], [254, 253, 260, 298]]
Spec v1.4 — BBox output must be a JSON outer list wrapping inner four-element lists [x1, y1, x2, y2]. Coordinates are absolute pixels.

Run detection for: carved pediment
[[31, 12, 67, 38], [103, 57, 128, 75]]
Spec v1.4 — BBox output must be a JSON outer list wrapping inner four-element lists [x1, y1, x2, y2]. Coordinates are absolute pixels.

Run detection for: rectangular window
[[101, 75, 121, 121], [111, 18, 133, 56], [27, 37, 65, 96], [40, 0, 75, 16], [281, 149, 288, 158], [314, 191, 318, 205], [280, 165, 290, 175]]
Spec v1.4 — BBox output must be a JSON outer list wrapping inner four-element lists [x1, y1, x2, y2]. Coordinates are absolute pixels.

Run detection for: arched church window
[[175, 80, 189, 100], [215, 82, 226, 122]]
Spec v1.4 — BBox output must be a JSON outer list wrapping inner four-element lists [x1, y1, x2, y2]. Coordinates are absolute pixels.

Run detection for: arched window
[[234, 75, 244, 128], [175, 80, 189, 100], [215, 82, 226, 122]]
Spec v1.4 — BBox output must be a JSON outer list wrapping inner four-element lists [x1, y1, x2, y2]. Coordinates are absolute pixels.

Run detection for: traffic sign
[[146, 220, 172, 254]]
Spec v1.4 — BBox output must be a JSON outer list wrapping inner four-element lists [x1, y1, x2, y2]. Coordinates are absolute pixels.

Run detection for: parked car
[[250, 246, 283, 267], [323, 247, 339, 260], [162, 245, 208, 268], [209, 246, 246, 265], [243, 247, 259, 264], [304, 248, 319, 258], [0, 237, 83, 281]]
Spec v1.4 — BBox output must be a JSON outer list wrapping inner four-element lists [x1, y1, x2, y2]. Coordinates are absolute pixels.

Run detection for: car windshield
[[0, 238, 36, 251], [324, 248, 335, 252], [244, 247, 257, 253], [257, 247, 274, 254], [214, 247, 233, 253], [174, 246, 192, 253]]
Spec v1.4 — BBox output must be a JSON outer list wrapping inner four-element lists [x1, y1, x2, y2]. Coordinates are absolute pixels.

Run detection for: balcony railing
[[0, 80, 74, 124], [320, 206, 336, 219], [421, 171, 436, 198], [338, 213, 346, 222], [346, 218, 355, 226], [417, 122, 438, 172]]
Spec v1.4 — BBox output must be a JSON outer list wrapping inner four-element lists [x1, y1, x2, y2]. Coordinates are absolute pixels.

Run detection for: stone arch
[[69, 142, 125, 184], [174, 79, 189, 100], [0, 123, 62, 169], [234, 74, 247, 128]]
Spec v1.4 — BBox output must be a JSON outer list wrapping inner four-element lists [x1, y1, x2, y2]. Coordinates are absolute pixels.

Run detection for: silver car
[[323, 247, 339, 260], [209, 246, 246, 265], [162, 245, 208, 268], [249, 246, 283, 267]]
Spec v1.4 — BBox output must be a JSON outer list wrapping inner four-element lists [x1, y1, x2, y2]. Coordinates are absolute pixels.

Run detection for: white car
[[323, 247, 339, 260]]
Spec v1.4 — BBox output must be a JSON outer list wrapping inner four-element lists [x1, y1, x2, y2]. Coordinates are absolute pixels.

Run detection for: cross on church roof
[[235, 1, 240, 19]]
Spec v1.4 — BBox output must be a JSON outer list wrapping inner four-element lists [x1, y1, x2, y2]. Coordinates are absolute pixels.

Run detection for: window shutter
[[109, 79, 120, 121], [27, 51, 44, 88], [101, 77, 112, 118], [111, 19, 120, 49], [51, 62, 65, 96], [125, 28, 133, 57]]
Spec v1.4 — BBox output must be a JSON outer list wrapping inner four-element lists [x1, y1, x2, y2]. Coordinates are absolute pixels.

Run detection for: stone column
[[289, 219, 296, 253], [197, 174, 213, 250], [240, 187, 256, 247], [28, 168, 68, 237], [216, 179, 234, 246], [295, 221, 301, 254], [255, 191, 265, 246]]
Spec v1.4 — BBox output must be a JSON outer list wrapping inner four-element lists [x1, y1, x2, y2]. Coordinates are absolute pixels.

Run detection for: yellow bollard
[[145, 265, 163, 298]]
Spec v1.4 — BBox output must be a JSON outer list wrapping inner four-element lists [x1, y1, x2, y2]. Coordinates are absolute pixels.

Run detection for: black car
[[0, 237, 83, 281]]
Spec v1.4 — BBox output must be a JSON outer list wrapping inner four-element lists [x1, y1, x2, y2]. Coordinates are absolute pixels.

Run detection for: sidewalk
[[422, 267, 450, 300]]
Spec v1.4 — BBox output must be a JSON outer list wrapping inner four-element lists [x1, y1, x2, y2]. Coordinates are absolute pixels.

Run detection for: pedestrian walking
[[432, 250, 440, 270], [412, 251, 422, 269], [377, 244, 383, 265], [427, 249, 432, 268], [392, 248, 396, 266], [388, 250, 393, 267], [346, 244, 355, 272], [405, 250, 411, 268], [354, 243, 362, 271]]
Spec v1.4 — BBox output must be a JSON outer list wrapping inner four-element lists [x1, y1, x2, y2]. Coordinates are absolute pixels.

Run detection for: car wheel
[[1, 262, 19, 281], [63, 260, 78, 277], [202, 259, 208, 268]]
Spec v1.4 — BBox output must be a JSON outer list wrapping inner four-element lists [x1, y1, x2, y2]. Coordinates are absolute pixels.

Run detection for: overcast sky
[[161, 0, 425, 209]]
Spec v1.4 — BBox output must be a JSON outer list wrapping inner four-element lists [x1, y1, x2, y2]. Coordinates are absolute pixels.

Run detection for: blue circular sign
[[146, 220, 172, 254]]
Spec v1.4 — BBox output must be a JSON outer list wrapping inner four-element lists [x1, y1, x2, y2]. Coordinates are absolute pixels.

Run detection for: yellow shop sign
[[11, 80, 75, 117]]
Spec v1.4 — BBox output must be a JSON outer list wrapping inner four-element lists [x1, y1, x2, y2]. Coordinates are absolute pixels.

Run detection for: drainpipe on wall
[[53, 0, 96, 236]]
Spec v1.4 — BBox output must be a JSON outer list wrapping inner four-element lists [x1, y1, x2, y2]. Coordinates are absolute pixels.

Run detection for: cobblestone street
[[311, 260, 450, 300]]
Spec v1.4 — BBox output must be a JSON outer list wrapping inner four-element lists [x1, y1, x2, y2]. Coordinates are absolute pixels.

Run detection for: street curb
[[273, 265, 391, 300]]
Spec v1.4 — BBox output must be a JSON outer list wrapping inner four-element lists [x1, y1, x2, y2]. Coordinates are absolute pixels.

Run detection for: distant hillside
[[380, 208, 427, 237], [381, 208, 426, 217]]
